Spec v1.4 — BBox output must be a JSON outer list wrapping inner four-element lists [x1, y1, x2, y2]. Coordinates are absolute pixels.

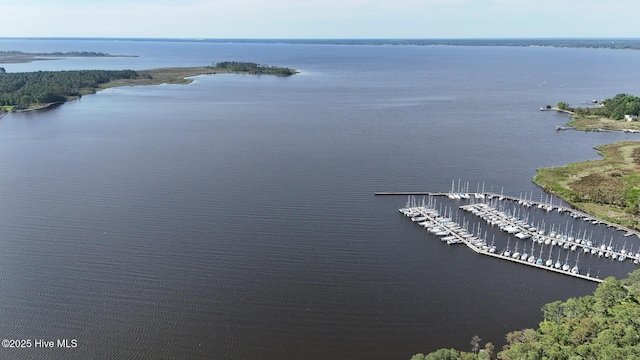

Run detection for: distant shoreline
[[1, 64, 297, 113], [2, 38, 640, 50], [0, 51, 137, 64]]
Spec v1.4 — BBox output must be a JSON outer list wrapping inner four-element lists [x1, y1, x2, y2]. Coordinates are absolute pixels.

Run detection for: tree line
[[212, 61, 296, 76], [412, 269, 640, 359], [558, 93, 640, 120], [0, 69, 139, 110]]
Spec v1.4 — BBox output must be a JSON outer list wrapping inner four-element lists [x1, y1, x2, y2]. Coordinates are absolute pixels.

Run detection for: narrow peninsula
[[535, 94, 640, 230], [534, 141, 640, 230], [553, 94, 640, 131], [0, 62, 297, 112], [0, 50, 137, 64]]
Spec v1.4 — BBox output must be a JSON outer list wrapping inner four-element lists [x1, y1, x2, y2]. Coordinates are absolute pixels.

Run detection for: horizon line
[[2, 37, 640, 41]]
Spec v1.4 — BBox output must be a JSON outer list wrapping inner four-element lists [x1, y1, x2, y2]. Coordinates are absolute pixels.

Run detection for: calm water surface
[[1, 39, 640, 359]]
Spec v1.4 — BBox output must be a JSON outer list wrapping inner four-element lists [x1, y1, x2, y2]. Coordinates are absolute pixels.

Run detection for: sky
[[1, 0, 638, 39]]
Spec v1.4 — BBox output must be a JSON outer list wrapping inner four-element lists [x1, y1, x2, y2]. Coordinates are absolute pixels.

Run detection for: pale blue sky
[[1, 0, 638, 38]]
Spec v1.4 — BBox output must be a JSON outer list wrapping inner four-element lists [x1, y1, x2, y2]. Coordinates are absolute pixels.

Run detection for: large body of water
[[2, 39, 640, 359]]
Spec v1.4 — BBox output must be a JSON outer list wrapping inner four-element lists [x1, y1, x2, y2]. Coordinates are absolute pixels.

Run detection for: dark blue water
[[1, 39, 640, 359]]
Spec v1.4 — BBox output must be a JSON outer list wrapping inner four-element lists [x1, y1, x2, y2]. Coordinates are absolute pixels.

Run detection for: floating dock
[[461, 202, 639, 263], [400, 203, 604, 283], [378, 190, 640, 239]]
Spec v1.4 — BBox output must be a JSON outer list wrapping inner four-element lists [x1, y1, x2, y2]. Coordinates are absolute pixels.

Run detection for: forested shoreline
[[0, 62, 296, 112], [211, 61, 297, 76], [413, 269, 640, 359], [0, 69, 141, 111], [559, 93, 640, 120]]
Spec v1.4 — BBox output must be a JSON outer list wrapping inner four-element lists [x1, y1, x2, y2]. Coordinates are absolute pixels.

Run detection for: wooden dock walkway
[[380, 190, 640, 239], [403, 205, 604, 283], [375, 192, 448, 196], [461, 203, 635, 268]]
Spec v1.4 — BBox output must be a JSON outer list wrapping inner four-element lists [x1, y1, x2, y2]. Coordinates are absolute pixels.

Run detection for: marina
[[395, 188, 640, 283], [378, 189, 640, 239]]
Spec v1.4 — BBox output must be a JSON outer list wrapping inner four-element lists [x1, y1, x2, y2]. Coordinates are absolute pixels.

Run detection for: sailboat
[[605, 236, 613, 258], [527, 242, 536, 263], [571, 253, 580, 274], [448, 180, 458, 200], [619, 249, 627, 262], [488, 235, 496, 253], [511, 241, 520, 259], [545, 247, 554, 267], [520, 242, 529, 261], [502, 237, 511, 257], [562, 252, 571, 271], [474, 182, 485, 199], [554, 250, 562, 269], [536, 246, 544, 265]]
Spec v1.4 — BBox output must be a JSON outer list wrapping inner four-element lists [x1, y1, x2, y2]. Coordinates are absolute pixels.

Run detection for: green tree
[[424, 348, 461, 360], [411, 240, 640, 360], [593, 277, 627, 315], [598, 94, 640, 119], [483, 342, 495, 359]]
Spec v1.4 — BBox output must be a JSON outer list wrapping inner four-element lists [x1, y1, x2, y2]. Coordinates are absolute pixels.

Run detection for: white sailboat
[[554, 250, 562, 269], [546, 248, 554, 267], [511, 241, 520, 259], [520, 241, 528, 261], [571, 253, 580, 274], [527, 242, 536, 263], [562, 252, 571, 271], [502, 237, 511, 257], [488, 234, 496, 253], [448, 180, 458, 200]]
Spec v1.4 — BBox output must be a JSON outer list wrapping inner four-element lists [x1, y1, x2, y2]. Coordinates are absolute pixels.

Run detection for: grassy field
[[533, 141, 640, 229], [567, 115, 640, 131], [98, 66, 227, 89]]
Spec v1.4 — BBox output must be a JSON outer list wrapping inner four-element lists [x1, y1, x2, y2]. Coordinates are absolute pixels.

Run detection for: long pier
[[461, 202, 638, 266], [375, 192, 448, 196], [479, 244, 603, 283], [380, 191, 640, 239], [402, 205, 604, 283]]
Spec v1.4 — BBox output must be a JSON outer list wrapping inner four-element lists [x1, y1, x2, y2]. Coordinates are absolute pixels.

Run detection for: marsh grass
[[534, 141, 640, 229]]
